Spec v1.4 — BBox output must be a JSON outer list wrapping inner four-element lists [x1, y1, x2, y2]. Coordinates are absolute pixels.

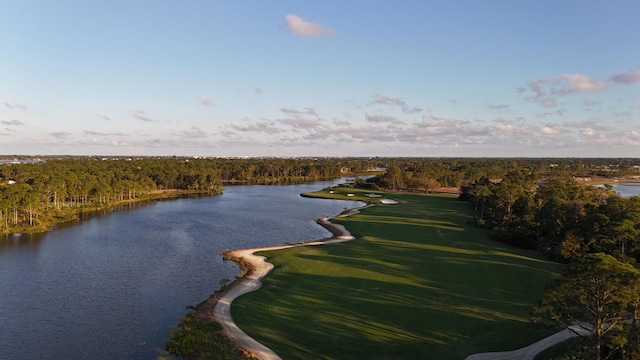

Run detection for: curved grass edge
[[165, 199, 364, 359], [232, 189, 563, 359]]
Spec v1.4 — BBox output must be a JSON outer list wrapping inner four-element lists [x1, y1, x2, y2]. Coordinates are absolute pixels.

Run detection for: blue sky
[[1, 1, 639, 157]]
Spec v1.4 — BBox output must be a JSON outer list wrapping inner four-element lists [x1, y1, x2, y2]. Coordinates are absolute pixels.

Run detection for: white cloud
[[489, 104, 510, 112], [228, 121, 282, 134], [332, 117, 350, 126], [280, 107, 318, 117], [523, 73, 607, 107], [197, 104, 638, 156], [83, 130, 126, 136], [613, 111, 632, 118], [172, 126, 208, 139], [348, 125, 397, 143], [372, 94, 423, 114], [50, 131, 72, 139], [551, 74, 607, 94], [3, 102, 27, 110], [611, 64, 640, 85], [402, 106, 423, 114], [373, 95, 405, 107], [284, 14, 335, 37], [279, 116, 322, 129], [416, 116, 470, 128], [1, 120, 24, 126], [199, 97, 215, 106], [494, 123, 534, 135], [537, 98, 558, 108], [541, 125, 560, 135], [133, 110, 156, 122], [536, 109, 566, 118], [563, 118, 611, 133], [366, 114, 402, 124]]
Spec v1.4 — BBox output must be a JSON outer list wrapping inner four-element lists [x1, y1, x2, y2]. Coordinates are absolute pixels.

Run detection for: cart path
[[465, 324, 591, 360], [212, 209, 361, 360]]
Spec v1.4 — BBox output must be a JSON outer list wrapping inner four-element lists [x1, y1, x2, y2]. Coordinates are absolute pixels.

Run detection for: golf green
[[231, 188, 561, 359]]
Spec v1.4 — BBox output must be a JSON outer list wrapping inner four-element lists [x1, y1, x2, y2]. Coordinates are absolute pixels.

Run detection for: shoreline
[[191, 196, 571, 359], [1, 188, 220, 236], [194, 206, 365, 359]]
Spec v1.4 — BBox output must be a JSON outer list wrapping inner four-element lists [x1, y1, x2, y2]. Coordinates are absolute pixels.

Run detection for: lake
[[610, 182, 640, 198], [0, 181, 362, 360]]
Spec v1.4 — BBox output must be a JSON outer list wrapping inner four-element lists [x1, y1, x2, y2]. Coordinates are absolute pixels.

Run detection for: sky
[[1, 1, 639, 157]]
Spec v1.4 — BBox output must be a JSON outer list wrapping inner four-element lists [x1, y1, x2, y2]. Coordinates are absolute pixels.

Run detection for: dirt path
[[212, 209, 361, 359]]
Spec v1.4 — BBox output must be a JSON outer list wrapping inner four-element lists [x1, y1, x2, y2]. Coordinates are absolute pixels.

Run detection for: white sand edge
[[212, 208, 362, 360], [212, 204, 579, 360]]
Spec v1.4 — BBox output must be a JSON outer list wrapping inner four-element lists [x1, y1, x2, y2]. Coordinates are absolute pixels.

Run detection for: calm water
[[0, 181, 362, 360], [611, 183, 640, 198]]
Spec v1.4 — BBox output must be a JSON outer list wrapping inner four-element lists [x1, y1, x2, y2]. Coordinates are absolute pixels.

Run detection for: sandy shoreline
[[206, 206, 364, 359]]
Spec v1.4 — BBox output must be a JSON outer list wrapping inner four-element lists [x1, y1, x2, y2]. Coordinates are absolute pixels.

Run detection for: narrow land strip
[[212, 208, 362, 359], [212, 199, 572, 360]]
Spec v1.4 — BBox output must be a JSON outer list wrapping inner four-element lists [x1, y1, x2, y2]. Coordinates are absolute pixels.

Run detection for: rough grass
[[231, 187, 562, 359], [165, 313, 249, 360]]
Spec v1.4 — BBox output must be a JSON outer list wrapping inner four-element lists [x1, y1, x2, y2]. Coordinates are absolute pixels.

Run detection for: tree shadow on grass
[[231, 194, 560, 359], [233, 271, 464, 359], [234, 242, 558, 360]]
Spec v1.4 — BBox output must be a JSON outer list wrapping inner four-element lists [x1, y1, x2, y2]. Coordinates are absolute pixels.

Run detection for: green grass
[[231, 187, 563, 359]]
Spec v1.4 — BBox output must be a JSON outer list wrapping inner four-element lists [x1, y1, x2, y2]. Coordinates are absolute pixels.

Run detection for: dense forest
[[457, 170, 639, 263], [3, 156, 639, 236], [370, 158, 640, 190], [0, 156, 376, 235]]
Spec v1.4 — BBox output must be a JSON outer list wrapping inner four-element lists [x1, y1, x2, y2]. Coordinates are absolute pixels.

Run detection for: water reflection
[[1, 232, 45, 249]]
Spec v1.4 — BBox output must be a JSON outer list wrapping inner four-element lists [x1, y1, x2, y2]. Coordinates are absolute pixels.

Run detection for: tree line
[[0, 156, 375, 235], [368, 158, 640, 192], [454, 168, 640, 359], [458, 169, 639, 263]]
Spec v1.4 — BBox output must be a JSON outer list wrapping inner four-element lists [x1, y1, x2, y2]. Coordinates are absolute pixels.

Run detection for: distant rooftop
[[0, 159, 43, 165]]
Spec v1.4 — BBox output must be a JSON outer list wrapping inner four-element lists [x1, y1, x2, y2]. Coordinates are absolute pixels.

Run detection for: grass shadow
[[231, 192, 562, 359]]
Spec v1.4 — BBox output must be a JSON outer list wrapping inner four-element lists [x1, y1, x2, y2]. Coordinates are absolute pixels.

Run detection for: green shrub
[[165, 313, 241, 360]]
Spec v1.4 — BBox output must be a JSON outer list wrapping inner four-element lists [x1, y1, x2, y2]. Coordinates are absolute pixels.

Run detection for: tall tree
[[532, 253, 640, 360], [599, 197, 640, 260]]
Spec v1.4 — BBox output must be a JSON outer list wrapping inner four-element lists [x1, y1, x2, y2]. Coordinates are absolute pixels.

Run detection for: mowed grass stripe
[[231, 188, 562, 359]]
